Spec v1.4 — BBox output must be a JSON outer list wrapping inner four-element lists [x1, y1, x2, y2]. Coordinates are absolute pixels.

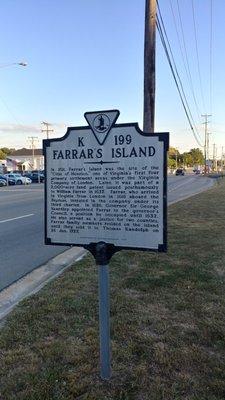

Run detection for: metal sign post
[[44, 110, 169, 379], [96, 242, 111, 379]]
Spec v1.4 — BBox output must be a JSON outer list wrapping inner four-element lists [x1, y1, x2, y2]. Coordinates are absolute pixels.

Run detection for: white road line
[[0, 214, 34, 224], [168, 178, 196, 193]]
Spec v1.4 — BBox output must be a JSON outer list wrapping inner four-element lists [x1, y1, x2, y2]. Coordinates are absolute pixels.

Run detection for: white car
[[4, 173, 32, 185]]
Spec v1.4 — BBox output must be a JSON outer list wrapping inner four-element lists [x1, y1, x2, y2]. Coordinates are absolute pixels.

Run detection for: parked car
[[0, 178, 7, 187], [175, 168, 185, 176], [24, 172, 45, 183], [4, 173, 32, 185], [0, 174, 16, 185]]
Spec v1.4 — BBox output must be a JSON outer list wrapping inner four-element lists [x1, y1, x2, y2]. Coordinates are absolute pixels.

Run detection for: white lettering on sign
[[45, 123, 167, 250]]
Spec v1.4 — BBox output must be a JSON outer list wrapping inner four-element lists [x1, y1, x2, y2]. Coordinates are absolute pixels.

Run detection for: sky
[[0, 0, 224, 156]]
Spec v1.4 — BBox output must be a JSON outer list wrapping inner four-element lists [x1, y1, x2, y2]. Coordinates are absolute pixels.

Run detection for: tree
[[0, 149, 7, 159], [168, 147, 180, 169], [168, 157, 176, 169], [0, 147, 11, 155], [168, 147, 179, 157], [0, 147, 13, 160], [189, 148, 204, 165], [182, 152, 192, 166]]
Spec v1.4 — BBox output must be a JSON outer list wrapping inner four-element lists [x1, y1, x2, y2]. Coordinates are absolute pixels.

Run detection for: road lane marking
[[168, 178, 196, 193], [0, 189, 43, 192], [0, 214, 34, 224]]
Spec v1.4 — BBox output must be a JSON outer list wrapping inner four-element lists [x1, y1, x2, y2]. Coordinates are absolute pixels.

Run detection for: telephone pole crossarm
[[41, 121, 54, 139]]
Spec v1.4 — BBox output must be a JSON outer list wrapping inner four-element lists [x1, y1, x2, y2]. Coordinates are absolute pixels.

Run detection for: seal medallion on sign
[[93, 114, 110, 133]]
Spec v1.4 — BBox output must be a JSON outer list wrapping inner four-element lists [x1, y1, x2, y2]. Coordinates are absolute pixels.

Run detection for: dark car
[[175, 168, 185, 176], [0, 178, 7, 187], [0, 174, 16, 185], [24, 172, 45, 183]]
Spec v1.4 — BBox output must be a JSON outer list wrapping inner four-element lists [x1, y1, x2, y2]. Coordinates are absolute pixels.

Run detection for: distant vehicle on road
[[175, 168, 185, 176], [4, 173, 32, 185]]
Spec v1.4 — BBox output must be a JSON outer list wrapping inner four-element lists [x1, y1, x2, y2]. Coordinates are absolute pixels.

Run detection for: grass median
[[1, 178, 225, 400]]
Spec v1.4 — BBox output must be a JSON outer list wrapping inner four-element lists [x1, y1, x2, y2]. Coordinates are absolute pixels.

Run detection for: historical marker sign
[[44, 110, 169, 258]]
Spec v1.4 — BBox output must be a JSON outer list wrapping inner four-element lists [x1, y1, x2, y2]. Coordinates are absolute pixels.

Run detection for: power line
[[156, 3, 203, 147], [157, 1, 202, 143], [191, 0, 206, 111], [209, 0, 213, 116], [169, 0, 202, 123]]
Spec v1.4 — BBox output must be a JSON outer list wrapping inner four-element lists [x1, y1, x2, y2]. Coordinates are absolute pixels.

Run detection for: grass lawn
[[1, 179, 225, 400]]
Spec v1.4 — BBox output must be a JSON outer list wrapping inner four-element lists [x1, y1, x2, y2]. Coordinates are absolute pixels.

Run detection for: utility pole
[[202, 114, 211, 174], [215, 145, 217, 172], [221, 146, 224, 174], [28, 136, 38, 170], [41, 121, 53, 139], [213, 143, 217, 171], [143, 0, 156, 133]]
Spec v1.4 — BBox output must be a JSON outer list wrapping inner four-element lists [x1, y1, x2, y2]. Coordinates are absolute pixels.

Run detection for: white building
[[7, 148, 44, 171]]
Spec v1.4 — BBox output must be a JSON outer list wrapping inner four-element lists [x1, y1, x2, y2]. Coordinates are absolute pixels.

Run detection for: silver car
[[4, 173, 32, 185]]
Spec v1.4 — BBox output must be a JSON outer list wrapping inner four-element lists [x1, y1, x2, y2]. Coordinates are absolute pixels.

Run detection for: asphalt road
[[0, 175, 214, 291], [0, 185, 69, 290], [168, 173, 214, 204]]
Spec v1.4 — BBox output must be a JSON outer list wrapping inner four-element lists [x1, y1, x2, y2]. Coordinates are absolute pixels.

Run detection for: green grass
[[1, 180, 225, 399]]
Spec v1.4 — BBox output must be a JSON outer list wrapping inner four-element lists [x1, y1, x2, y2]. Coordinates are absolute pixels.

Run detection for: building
[[6, 148, 44, 171]]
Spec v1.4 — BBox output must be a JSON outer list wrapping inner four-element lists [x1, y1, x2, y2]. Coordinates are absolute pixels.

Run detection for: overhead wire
[[191, 0, 206, 112], [156, 1, 203, 147], [175, 0, 202, 119], [209, 0, 213, 116]]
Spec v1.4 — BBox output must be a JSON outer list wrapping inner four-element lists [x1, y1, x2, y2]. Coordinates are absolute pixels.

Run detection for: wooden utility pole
[[28, 136, 38, 169], [41, 121, 53, 139], [202, 114, 211, 174], [143, 0, 156, 133], [213, 143, 216, 171], [221, 146, 224, 173]]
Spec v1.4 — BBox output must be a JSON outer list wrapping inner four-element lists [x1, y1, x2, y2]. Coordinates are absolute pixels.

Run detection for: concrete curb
[[0, 247, 87, 321]]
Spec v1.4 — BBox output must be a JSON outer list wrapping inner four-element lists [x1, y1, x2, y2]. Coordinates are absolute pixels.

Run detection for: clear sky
[[0, 0, 224, 156]]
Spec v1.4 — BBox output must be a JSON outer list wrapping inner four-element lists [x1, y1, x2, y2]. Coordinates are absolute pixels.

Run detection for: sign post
[[44, 110, 169, 379], [96, 242, 111, 379]]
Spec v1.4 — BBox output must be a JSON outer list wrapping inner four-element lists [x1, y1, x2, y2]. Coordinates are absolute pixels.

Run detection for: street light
[[0, 61, 28, 68], [0, 60, 28, 182]]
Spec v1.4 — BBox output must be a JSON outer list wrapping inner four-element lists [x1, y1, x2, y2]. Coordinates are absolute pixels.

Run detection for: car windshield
[[14, 174, 22, 177]]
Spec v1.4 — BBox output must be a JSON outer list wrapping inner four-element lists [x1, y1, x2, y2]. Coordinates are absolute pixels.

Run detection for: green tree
[[182, 152, 193, 166], [0, 149, 7, 159], [169, 147, 179, 157], [189, 148, 204, 165], [168, 147, 180, 169], [168, 157, 176, 169], [0, 147, 12, 156]]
